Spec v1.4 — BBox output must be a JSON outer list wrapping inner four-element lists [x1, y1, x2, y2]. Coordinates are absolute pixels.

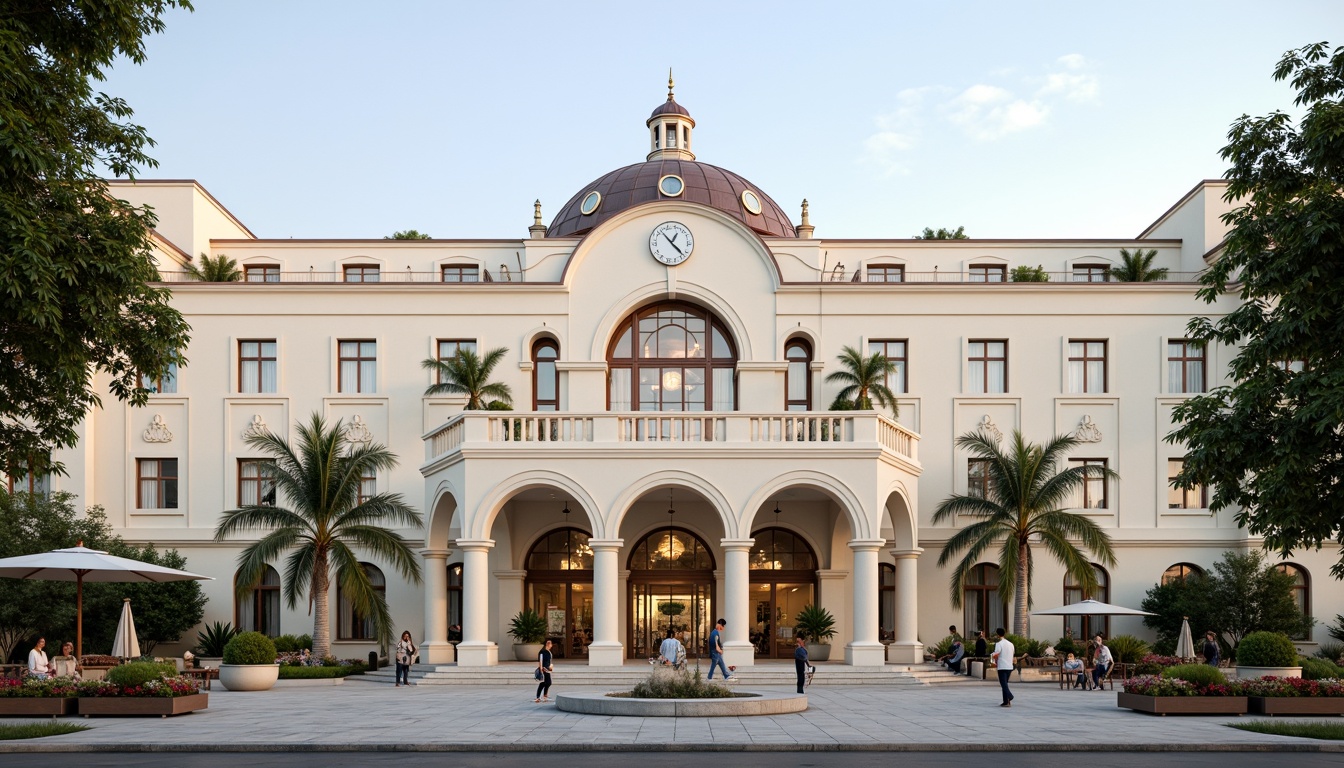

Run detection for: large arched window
[[785, 339, 812, 411], [963, 563, 1006, 638], [627, 526, 715, 660], [1064, 564, 1110, 640], [750, 527, 818, 658], [525, 527, 593, 659], [236, 565, 281, 637], [338, 562, 385, 641], [532, 339, 559, 411], [1277, 563, 1310, 639], [607, 301, 737, 411], [1162, 562, 1205, 585]]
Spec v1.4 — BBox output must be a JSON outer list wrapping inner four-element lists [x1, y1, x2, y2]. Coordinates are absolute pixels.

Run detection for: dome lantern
[[647, 70, 695, 162]]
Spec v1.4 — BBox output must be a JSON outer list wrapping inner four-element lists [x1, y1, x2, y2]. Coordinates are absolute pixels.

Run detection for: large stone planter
[[513, 643, 543, 662], [1236, 666, 1301, 680], [1249, 696, 1344, 716], [78, 692, 208, 717], [806, 643, 831, 662], [0, 698, 76, 717], [195, 657, 223, 669], [1117, 691, 1247, 715], [219, 663, 280, 691]]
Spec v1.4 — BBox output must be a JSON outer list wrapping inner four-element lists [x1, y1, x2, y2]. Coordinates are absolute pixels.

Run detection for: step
[[350, 663, 928, 687]]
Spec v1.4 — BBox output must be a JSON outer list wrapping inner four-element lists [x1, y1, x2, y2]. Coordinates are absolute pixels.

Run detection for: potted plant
[[1235, 631, 1302, 679], [658, 601, 686, 617], [1244, 676, 1344, 715], [509, 609, 547, 662], [218, 631, 280, 691], [795, 604, 837, 662], [194, 621, 237, 669]]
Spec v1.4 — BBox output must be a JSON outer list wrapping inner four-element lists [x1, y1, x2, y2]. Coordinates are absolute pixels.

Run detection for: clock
[[649, 221, 694, 266]]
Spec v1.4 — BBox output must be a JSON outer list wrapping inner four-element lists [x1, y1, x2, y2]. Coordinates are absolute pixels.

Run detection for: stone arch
[[881, 480, 918, 551], [588, 281, 755, 363], [778, 324, 821, 354], [426, 479, 462, 548], [470, 470, 604, 541], [609, 470, 736, 541], [519, 325, 563, 355], [741, 470, 872, 541]]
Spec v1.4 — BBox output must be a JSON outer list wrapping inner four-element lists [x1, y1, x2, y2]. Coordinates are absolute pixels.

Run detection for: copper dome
[[649, 99, 691, 120], [547, 159, 796, 239]]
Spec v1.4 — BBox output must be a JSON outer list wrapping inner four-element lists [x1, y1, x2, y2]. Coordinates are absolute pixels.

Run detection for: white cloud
[[861, 87, 934, 175], [944, 84, 1048, 141], [1037, 54, 1100, 102]]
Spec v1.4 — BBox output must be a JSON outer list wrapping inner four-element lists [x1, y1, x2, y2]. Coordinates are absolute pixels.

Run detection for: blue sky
[[103, 1, 1335, 240]]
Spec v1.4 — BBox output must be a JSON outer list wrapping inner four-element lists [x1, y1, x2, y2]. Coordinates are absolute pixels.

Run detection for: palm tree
[[933, 430, 1118, 638], [1107, 248, 1169, 282], [185, 253, 241, 282], [421, 347, 513, 409], [824, 345, 899, 416], [215, 414, 423, 658]]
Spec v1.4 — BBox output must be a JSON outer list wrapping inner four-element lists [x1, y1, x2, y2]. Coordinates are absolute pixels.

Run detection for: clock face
[[649, 221, 694, 266]]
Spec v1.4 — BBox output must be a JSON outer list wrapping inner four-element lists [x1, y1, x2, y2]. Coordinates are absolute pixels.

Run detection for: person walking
[[707, 618, 736, 681], [990, 628, 1015, 707], [534, 639, 554, 703], [794, 636, 810, 694], [1202, 631, 1221, 667], [1089, 634, 1112, 691], [394, 630, 416, 688]]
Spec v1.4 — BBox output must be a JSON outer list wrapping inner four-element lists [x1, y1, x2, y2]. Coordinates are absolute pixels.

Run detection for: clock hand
[[662, 232, 685, 256], [667, 231, 679, 244]]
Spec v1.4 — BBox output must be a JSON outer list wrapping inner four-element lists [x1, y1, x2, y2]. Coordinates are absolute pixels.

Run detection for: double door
[[530, 582, 593, 659], [628, 581, 713, 660], [751, 580, 814, 658]]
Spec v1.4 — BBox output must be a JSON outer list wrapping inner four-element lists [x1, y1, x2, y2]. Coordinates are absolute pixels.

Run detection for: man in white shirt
[[658, 629, 684, 669], [990, 628, 1015, 707]]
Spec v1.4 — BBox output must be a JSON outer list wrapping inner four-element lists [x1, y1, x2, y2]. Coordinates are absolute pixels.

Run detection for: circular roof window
[[741, 190, 763, 216], [580, 191, 602, 216], [658, 175, 685, 197]]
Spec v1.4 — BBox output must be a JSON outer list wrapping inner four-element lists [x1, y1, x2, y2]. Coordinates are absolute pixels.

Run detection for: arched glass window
[[607, 301, 737, 411], [1161, 562, 1205, 585], [1277, 563, 1310, 639], [749, 528, 817, 571], [749, 528, 818, 658], [628, 527, 714, 571], [236, 565, 281, 637], [785, 339, 812, 411], [526, 527, 594, 660], [338, 562, 385, 641], [532, 339, 559, 411], [526, 528, 593, 571], [963, 563, 1005, 638], [1064, 564, 1110, 640], [447, 563, 463, 642]]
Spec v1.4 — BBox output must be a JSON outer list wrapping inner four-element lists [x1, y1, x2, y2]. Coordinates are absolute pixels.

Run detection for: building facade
[[30, 87, 1335, 664]]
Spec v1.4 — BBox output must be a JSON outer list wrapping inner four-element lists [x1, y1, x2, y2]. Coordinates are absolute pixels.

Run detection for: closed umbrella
[[0, 542, 212, 657], [111, 598, 141, 659], [1176, 616, 1197, 661]]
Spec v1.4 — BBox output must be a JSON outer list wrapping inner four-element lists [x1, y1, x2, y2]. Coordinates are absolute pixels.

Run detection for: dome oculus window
[[580, 191, 602, 216], [658, 175, 685, 197], [741, 190, 763, 215]]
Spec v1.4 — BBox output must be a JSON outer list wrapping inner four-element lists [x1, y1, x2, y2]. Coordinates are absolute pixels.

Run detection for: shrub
[[628, 666, 738, 699], [795, 604, 837, 644], [278, 663, 365, 679], [194, 621, 237, 657], [1054, 637, 1080, 657], [1239, 677, 1344, 697], [222, 631, 277, 665], [1161, 663, 1227, 687], [295, 634, 313, 651], [1106, 635, 1150, 664], [1315, 641, 1344, 663], [106, 661, 176, 687], [927, 635, 957, 658], [1004, 634, 1043, 657], [508, 609, 547, 644], [1134, 653, 1185, 676], [1237, 631, 1298, 668], [273, 634, 300, 653], [1300, 657, 1344, 680], [1010, 265, 1050, 282]]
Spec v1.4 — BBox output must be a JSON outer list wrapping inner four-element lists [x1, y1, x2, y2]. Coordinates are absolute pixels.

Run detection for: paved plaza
[[1, 678, 1340, 753]]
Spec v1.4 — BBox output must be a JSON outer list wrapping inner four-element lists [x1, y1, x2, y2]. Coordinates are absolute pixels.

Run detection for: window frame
[[1161, 562, 1205, 585], [869, 339, 908, 394], [1068, 339, 1108, 394], [337, 562, 386, 641], [1167, 339, 1206, 394], [140, 363, 178, 394], [1167, 457, 1207, 509], [605, 301, 738, 412], [244, 265, 280, 283], [337, 339, 378, 393], [532, 338, 560, 411], [235, 565, 281, 638], [968, 458, 992, 499], [1068, 458, 1109, 509], [1072, 264, 1110, 283], [968, 339, 1008, 394], [441, 265, 480, 283], [238, 339, 278, 394], [784, 339, 812, 411], [136, 458, 179, 509], [435, 339, 478, 385], [969, 264, 1007, 283], [1063, 564, 1111, 639], [867, 264, 905, 283], [1276, 563, 1310, 639], [342, 264, 381, 283], [237, 458, 277, 508]]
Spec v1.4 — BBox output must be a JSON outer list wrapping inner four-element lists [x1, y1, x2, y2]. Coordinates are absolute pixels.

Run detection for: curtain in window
[[609, 369, 631, 410], [987, 360, 1005, 393], [712, 369, 734, 410]]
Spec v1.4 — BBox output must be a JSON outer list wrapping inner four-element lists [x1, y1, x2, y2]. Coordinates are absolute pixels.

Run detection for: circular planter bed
[[1235, 666, 1301, 680], [1117, 691, 1247, 715], [556, 691, 806, 717], [78, 692, 207, 718], [219, 664, 280, 692]]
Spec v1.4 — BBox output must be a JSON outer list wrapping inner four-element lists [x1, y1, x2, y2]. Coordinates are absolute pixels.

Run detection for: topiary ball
[[106, 660, 176, 687], [1235, 631, 1299, 668], [223, 631, 278, 665]]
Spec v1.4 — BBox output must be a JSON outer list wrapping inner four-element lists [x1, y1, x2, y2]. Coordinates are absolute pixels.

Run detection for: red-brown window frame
[[338, 340, 377, 393], [1168, 339, 1206, 393], [244, 265, 280, 283], [867, 264, 905, 283], [532, 339, 559, 410], [1068, 339, 1108, 394], [968, 339, 1008, 393], [784, 339, 812, 411], [441, 265, 480, 283], [1069, 458, 1109, 509], [869, 339, 908, 394], [343, 264, 380, 283], [968, 458, 992, 499], [436, 339, 477, 385], [1072, 264, 1110, 282], [238, 458, 276, 507], [136, 458, 178, 509], [1167, 457, 1207, 509], [239, 339, 277, 393], [969, 264, 1006, 282]]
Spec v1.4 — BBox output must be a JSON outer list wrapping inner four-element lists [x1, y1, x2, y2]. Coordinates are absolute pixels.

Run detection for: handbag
[[534, 667, 544, 681]]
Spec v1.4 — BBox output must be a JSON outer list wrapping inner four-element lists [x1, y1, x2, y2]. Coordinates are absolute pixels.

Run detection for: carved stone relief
[[142, 414, 173, 443]]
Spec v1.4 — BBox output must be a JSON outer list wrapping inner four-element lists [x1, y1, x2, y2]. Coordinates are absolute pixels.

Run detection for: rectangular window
[[1069, 458, 1108, 509], [343, 265, 380, 283], [239, 340, 278, 393], [869, 339, 908, 394], [338, 340, 377, 393], [358, 473, 376, 505], [6, 459, 50, 497], [1167, 340, 1205, 393], [1072, 265, 1110, 282], [1167, 458, 1207, 509], [1275, 359, 1306, 373], [968, 459, 991, 499], [665, 122, 677, 147], [245, 265, 280, 283], [969, 264, 1006, 283], [238, 459, 277, 507], [137, 458, 178, 509], [968, 340, 1007, 393], [441, 265, 480, 283], [1068, 340, 1107, 393], [867, 265, 905, 283], [436, 339, 477, 384], [140, 363, 178, 394]]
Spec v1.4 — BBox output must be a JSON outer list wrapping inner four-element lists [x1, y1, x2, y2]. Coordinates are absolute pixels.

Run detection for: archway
[[748, 527, 818, 658], [524, 527, 594, 659], [626, 526, 716, 659]]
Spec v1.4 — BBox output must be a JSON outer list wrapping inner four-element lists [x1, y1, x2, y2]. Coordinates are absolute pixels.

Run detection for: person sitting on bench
[[939, 638, 965, 673]]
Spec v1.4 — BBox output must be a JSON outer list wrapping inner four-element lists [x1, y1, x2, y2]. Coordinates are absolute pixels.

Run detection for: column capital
[[493, 569, 527, 580], [456, 538, 495, 552], [890, 547, 924, 559], [587, 538, 625, 551], [847, 538, 886, 552], [720, 538, 756, 552], [816, 569, 849, 580], [419, 548, 451, 560]]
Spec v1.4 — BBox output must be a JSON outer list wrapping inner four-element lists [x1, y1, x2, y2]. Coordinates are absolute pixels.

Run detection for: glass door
[[628, 582, 712, 659], [529, 582, 592, 659], [751, 582, 815, 658]]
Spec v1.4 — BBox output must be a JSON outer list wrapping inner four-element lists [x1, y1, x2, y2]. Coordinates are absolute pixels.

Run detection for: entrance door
[[751, 582, 815, 658], [529, 582, 593, 659], [629, 582, 712, 660]]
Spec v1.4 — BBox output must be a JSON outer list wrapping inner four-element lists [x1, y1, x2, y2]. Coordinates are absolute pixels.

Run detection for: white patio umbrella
[[1176, 616, 1197, 660], [1030, 599, 1157, 617], [111, 598, 141, 659], [0, 542, 212, 657]]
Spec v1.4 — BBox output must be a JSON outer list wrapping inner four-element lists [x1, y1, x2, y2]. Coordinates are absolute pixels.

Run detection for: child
[[1063, 652, 1085, 689]]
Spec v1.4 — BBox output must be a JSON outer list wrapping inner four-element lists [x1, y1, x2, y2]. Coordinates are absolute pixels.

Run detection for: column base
[[886, 641, 924, 664], [845, 642, 887, 667], [586, 642, 625, 666], [723, 642, 754, 668], [455, 642, 498, 667], [420, 640, 456, 665]]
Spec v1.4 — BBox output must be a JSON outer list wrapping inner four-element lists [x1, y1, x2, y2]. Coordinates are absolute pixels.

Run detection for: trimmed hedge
[[1237, 631, 1298, 668], [105, 661, 176, 687], [277, 663, 366, 679], [1160, 663, 1227, 687], [223, 631, 278, 665], [1301, 657, 1344, 680]]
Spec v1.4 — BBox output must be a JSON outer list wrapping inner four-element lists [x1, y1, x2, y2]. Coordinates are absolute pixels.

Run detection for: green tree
[[914, 226, 968, 240], [1106, 248, 1169, 282], [385, 230, 432, 240], [214, 414, 423, 658], [83, 544, 206, 655], [934, 431, 1118, 637], [1139, 573, 1218, 655], [0, 1, 193, 477], [421, 347, 513, 410], [1168, 42, 1344, 577], [185, 253, 240, 282], [825, 346, 899, 416], [1010, 265, 1050, 282]]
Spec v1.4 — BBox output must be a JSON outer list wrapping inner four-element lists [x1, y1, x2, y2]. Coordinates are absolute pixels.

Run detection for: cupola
[[647, 70, 695, 162]]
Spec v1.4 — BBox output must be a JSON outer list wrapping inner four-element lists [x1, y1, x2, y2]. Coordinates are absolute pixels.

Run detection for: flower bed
[[1242, 676, 1344, 715], [0, 677, 79, 717], [1118, 675, 1248, 715], [76, 676, 206, 717]]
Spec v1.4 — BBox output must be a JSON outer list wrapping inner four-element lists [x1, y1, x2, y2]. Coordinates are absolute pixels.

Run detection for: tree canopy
[[1107, 248, 1168, 282], [422, 347, 513, 409], [0, 1, 193, 477], [385, 229, 432, 240], [186, 253, 240, 282], [914, 226, 968, 240], [825, 346, 899, 416], [1168, 42, 1344, 577]]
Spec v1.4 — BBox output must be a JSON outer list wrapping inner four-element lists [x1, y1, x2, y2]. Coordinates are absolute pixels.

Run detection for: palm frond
[[234, 529, 303, 599], [334, 524, 424, 583], [283, 542, 318, 611], [931, 494, 1006, 525]]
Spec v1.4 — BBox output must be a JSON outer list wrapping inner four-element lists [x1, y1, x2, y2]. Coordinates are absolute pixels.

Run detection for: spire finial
[[796, 199, 815, 239], [533, 199, 543, 227], [667, 68, 675, 101], [801, 199, 811, 226]]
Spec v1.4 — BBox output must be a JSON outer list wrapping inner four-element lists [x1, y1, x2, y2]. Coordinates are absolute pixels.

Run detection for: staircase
[[351, 661, 933, 687]]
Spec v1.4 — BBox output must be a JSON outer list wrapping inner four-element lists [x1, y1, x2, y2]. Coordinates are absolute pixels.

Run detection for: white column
[[455, 539, 498, 666], [587, 539, 624, 666], [419, 548, 454, 664], [494, 570, 526, 661], [720, 538, 754, 668], [888, 547, 925, 664], [846, 539, 886, 666]]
